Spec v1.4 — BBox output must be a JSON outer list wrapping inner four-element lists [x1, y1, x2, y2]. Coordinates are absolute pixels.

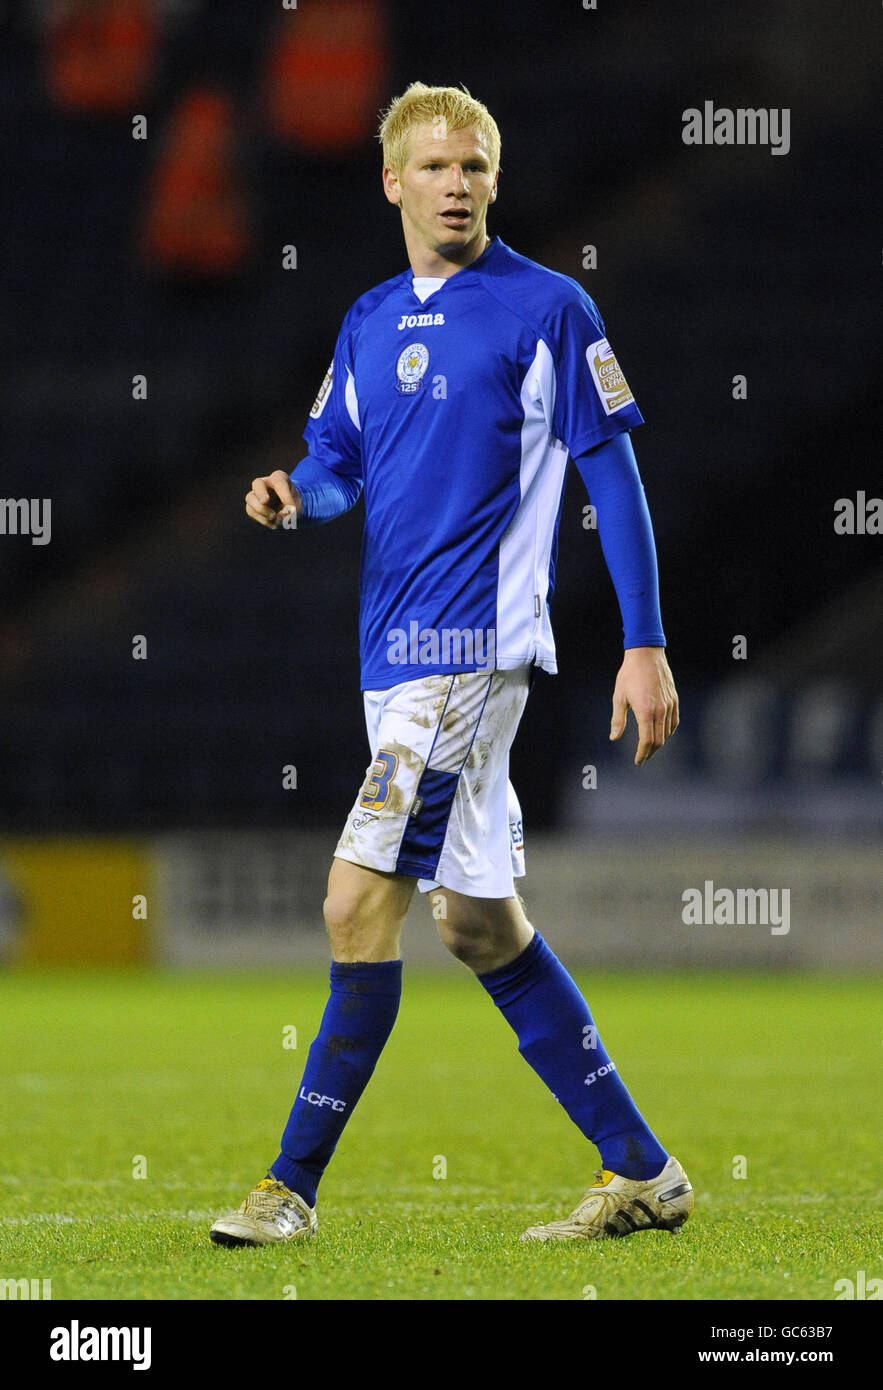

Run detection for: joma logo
[[397, 312, 445, 330], [584, 1062, 616, 1087]]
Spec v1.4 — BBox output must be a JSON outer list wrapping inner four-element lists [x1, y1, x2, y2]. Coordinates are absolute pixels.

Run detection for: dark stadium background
[[0, 0, 879, 855]]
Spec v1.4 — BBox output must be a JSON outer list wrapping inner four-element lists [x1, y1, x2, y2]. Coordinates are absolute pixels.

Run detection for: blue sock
[[271, 958, 402, 1206], [477, 933, 668, 1179]]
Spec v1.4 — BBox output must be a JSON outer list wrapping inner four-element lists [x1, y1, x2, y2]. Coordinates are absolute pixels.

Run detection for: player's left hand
[[609, 646, 679, 765]]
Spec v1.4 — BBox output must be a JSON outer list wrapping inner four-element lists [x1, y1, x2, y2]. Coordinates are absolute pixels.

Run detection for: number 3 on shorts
[[359, 749, 399, 811]]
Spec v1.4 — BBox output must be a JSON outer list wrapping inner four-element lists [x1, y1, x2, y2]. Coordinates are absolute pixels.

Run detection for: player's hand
[[245, 469, 300, 529], [609, 646, 679, 765]]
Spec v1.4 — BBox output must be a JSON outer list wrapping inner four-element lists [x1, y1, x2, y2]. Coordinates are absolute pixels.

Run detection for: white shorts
[[334, 666, 530, 898]]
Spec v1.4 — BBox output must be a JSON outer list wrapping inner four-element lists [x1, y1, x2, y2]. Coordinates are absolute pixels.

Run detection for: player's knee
[[437, 902, 534, 972], [322, 892, 367, 952], [437, 914, 514, 971], [438, 922, 487, 968], [323, 889, 405, 960]]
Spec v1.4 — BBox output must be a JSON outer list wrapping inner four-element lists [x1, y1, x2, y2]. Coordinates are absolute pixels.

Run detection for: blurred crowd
[[1, 0, 879, 832]]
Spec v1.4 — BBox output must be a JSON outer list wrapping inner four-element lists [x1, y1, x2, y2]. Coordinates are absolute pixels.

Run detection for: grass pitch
[[1, 967, 880, 1301]]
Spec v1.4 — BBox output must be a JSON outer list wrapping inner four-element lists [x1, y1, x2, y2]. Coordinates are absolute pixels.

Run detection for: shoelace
[[244, 1179, 306, 1224], [254, 1179, 292, 1198]]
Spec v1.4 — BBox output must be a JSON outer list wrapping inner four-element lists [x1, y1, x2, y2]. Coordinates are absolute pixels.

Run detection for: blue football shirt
[[302, 236, 644, 691]]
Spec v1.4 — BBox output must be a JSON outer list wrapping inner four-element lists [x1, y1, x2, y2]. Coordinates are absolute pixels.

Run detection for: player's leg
[[435, 886, 691, 1239], [210, 859, 413, 1246], [212, 664, 483, 1246], [430, 884, 532, 972], [436, 883, 670, 1176], [420, 663, 665, 1175], [269, 858, 413, 1194], [322, 855, 414, 961]]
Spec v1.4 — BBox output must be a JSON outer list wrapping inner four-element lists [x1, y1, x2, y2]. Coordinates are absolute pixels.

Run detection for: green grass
[[0, 968, 881, 1301]]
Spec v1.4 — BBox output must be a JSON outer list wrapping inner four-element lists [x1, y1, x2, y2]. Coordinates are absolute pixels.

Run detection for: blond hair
[[377, 82, 501, 176]]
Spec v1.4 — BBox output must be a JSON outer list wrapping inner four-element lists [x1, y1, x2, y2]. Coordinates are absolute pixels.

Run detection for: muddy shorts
[[334, 666, 531, 898]]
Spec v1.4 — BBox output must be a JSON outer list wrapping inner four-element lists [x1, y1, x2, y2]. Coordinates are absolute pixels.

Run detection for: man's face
[[383, 123, 498, 262]]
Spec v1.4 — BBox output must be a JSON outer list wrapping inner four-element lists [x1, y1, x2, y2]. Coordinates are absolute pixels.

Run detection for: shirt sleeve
[[572, 432, 666, 649], [301, 317, 363, 481], [549, 289, 644, 457], [289, 453, 362, 525]]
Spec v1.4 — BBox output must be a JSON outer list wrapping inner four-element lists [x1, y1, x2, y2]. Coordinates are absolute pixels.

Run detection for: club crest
[[396, 342, 429, 394]]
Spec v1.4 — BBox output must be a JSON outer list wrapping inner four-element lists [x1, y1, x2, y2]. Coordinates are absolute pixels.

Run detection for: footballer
[[211, 83, 692, 1246]]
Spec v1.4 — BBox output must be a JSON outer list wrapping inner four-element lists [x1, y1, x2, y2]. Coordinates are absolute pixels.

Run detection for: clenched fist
[[245, 469, 301, 529]]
